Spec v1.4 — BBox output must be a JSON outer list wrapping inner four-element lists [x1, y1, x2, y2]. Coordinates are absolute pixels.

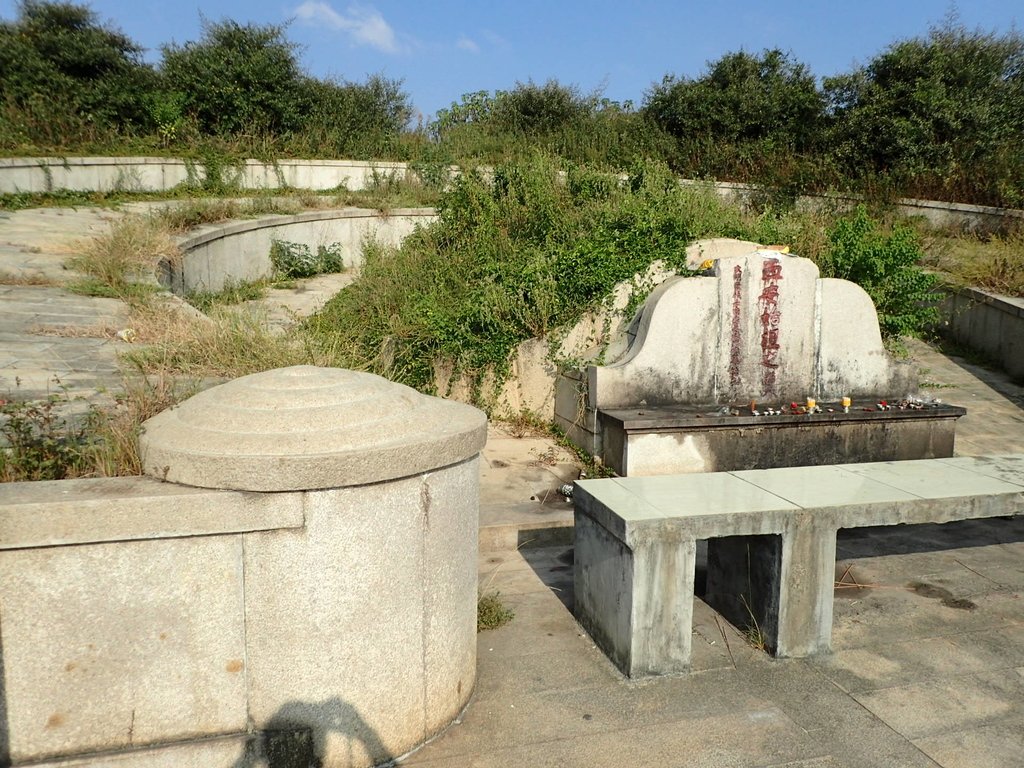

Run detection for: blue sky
[[3, 0, 1021, 121]]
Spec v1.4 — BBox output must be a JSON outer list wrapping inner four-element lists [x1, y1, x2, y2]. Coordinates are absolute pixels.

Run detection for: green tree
[[824, 21, 1024, 204], [430, 81, 669, 168], [644, 49, 824, 150], [160, 19, 306, 136], [296, 74, 412, 157], [0, 0, 153, 144]]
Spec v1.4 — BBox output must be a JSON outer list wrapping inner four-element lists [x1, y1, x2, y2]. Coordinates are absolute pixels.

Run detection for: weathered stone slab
[[591, 252, 916, 410], [0, 536, 247, 762], [0, 475, 302, 549]]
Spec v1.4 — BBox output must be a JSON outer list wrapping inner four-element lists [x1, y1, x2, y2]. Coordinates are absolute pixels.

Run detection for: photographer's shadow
[[233, 696, 393, 768]]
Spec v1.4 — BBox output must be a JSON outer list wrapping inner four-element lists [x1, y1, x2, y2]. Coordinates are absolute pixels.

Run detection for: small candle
[[806, 397, 816, 410]]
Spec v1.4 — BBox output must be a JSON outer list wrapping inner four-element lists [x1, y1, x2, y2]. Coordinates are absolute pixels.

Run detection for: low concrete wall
[[0, 157, 411, 195], [171, 207, 436, 293], [689, 181, 1024, 234], [939, 286, 1024, 382], [0, 366, 487, 768], [3, 157, 1022, 233]]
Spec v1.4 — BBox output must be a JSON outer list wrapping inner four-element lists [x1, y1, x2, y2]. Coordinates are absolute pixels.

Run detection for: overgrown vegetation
[[307, 154, 708, 390], [65, 214, 179, 300], [819, 206, 940, 337], [0, 375, 185, 481], [307, 154, 939, 398], [2, 2, 1021, 207], [0, 155, 949, 480]]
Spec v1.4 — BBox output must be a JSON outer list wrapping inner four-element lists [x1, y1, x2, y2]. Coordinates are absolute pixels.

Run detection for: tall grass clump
[[307, 153, 751, 394], [66, 214, 180, 299]]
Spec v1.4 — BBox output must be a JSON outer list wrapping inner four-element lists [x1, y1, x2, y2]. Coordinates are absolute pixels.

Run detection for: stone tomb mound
[[556, 249, 965, 475]]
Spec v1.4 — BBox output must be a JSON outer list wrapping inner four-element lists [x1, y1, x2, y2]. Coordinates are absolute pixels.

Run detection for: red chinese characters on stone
[[758, 259, 783, 395], [728, 264, 743, 388]]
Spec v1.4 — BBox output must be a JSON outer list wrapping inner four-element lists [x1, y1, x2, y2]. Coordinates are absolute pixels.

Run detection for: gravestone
[[556, 249, 964, 474]]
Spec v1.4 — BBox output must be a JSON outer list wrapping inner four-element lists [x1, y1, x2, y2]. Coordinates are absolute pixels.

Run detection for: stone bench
[[572, 454, 1024, 678]]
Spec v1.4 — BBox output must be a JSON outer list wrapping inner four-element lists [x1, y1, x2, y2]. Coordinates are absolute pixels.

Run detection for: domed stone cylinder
[[139, 366, 487, 767]]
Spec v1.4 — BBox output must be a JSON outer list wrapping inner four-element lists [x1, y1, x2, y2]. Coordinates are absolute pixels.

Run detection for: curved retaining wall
[[171, 207, 436, 294], [703, 181, 1024, 235]]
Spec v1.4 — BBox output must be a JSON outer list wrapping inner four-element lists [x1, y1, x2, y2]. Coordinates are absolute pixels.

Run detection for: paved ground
[[2, 204, 1023, 767], [423, 343, 1024, 768]]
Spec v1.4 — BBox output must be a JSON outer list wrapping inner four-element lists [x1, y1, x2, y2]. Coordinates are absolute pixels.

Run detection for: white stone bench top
[[576, 455, 1024, 544]]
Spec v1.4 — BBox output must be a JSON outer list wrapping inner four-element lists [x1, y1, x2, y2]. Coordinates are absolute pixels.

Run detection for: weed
[[922, 230, 1024, 298], [157, 199, 242, 233], [739, 594, 767, 651], [0, 271, 57, 286], [186, 279, 270, 313], [0, 386, 91, 481], [122, 303, 319, 379], [83, 374, 193, 477], [477, 592, 515, 632]]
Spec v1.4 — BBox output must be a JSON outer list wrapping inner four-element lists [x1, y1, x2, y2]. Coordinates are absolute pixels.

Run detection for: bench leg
[[704, 520, 836, 658], [574, 512, 696, 677], [777, 518, 837, 658], [629, 535, 697, 676]]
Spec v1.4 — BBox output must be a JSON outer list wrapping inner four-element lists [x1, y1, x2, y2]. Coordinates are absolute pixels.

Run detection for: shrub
[[0, 0, 155, 148], [819, 206, 940, 337], [308, 154, 749, 394], [0, 392, 91, 481], [160, 19, 305, 137], [269, 240, 345, 279]]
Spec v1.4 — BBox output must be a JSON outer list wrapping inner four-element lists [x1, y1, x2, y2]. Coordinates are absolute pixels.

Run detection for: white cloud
[[293, 2, 401, 54], [456, 36, 480, 54], [481, 30, 510, 50]]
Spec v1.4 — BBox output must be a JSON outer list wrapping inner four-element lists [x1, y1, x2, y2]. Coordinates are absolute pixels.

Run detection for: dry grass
[[0, 270, 57, 286], [28, 323, 117, 338], [155, 196, 306, 234], [121, 300, 321, 379], [66, 215, 181, 297], [922, 230, 1024, 297], [84, 373, 193, 477]]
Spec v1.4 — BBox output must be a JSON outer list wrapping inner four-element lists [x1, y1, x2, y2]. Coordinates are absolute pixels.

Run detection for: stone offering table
[[598, 399, 966, 476]]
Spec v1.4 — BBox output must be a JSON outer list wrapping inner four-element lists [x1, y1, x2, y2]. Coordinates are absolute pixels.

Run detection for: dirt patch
[[908, 581, 978, 611]]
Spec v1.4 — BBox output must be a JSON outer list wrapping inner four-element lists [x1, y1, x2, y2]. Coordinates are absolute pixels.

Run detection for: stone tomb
[[557, 249, 964, 475]]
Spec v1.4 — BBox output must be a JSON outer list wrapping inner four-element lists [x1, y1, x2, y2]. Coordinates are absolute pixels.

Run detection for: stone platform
[[598, 400, 966, 476]]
